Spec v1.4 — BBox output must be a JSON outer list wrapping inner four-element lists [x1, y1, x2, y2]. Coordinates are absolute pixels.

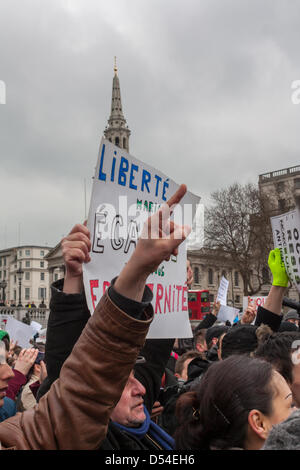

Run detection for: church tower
[[104, 58, 131, 152]]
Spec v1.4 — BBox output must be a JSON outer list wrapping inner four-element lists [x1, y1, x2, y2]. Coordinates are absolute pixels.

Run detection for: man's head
[[284, 310, 299, 328], [110, 370, 146, 427], [220, 324, 272, 360], [206, 325, 230, 350], [174, 350, 202, 381]]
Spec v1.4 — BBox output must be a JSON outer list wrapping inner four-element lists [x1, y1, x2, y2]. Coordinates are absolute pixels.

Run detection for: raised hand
[[211, 300, 221, 317], [14, 348, 39, 377], [268, 248, 289, 287], [114, 184, 191, 302], [241, 297, 256, 324], [62, 223, 91, 293], [130, 184, 191, 276]]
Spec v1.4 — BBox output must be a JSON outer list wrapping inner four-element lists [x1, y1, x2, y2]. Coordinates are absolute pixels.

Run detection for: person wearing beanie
[[283, 310, 299, 329]]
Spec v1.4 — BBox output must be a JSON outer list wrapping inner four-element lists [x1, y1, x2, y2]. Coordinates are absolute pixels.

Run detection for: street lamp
[[0, 280, 7, 304], [16, 263, 24, 307]]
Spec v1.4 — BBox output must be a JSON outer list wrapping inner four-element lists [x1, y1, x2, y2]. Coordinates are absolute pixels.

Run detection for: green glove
[[268, 248, 289, 287]]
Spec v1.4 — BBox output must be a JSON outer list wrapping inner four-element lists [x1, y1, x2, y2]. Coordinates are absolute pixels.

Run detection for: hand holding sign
[[114, 184, 191, 302], [62, 223, 92, 294], [241, 297, 256, 325], [211, 300, 221, 317], [268, 248, 289, 287]]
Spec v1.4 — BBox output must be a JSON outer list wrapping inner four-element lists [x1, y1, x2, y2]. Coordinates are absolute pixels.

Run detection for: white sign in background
[[218, 305, 240, 324], [271, 209, 300, 293], [5, 317, 36, 349], [242, 296, 267, 314], [216, 276, 229, 306], [83, 139, 200, 339]]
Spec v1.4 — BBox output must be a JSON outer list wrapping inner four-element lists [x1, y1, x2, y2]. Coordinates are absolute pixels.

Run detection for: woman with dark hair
[[175, 355, 294, 450]]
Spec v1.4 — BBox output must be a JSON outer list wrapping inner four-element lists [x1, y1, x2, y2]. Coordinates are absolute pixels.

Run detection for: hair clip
[[192, 407, 200, 420], [212, 403, 230, 425]]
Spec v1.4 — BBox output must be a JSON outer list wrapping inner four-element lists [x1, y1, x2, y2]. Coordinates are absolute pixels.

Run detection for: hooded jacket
[[262, 409, 300, 450]]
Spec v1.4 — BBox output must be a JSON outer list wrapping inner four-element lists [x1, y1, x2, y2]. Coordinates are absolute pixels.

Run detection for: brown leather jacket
[[0, 291, 153, 449]]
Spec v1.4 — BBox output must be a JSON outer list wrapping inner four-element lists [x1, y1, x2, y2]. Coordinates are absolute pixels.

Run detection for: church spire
[[104, 58, 131, 152]]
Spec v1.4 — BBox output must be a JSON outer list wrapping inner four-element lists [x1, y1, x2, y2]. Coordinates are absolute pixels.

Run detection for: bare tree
[[205, 183, 273, 296]]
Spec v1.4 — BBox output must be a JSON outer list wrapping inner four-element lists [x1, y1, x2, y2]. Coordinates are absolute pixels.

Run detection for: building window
[[277, 181, 285, 192], [208, 268, 214, 285], [194, 267, 199, 284], [25, 260, 30, 268], [234, 271, 239, 287], [19, 250, 22, 257], [25, 288, 30, 300], [0, 259, 2, 267], [0, 272, 2, 279], [54, 273, 58, 281], [3, 271, 6, 279], [25, 272, 30, 281], [40, 250, 45, 257], [14, 290, 16, 301], [3, 258, 6, 266], [14, 275, 16, 284], [40, 261, 44, 268], [38, 287, 46, 299], [209, 294, 214, 303], [40, 272, 45, 281], [123, 137, 126, 148], [235, 295, 241, 303], [25, 249, 30, 256], [115, 136, 119, 146]]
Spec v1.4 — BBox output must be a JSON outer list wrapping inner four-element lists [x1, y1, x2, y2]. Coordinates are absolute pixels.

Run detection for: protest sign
[[242, 296, 267, 313], [30, 321, 42, 333], [218, 305, 240, 324], [0, 314, 11, 330], [216, 276, 229, 306], [83, 139, 200, 338], [5, 317, 36, 348], [271, 209, 300, 293]]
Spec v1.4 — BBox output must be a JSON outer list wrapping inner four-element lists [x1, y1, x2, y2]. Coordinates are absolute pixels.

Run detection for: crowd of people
[[0, 184, 300, 450]]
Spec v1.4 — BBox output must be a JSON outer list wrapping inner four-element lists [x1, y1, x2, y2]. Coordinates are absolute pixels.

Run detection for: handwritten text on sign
[[83, 139, 200, 339], [271, 209, 300, 293]]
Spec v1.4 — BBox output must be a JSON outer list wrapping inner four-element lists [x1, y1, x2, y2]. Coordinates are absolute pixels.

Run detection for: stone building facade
[[0, 245, 51, 307]]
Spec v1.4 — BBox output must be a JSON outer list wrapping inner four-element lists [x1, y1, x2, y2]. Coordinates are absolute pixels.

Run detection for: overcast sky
[[1, 0, 300, 249]]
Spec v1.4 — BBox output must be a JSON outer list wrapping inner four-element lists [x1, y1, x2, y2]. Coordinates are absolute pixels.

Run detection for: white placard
[[271, 209, 300, 293], [0, 314, 11, 330], [4, 317, 36, 348], [30, 321, 42, 333], [216, 276, 229, 306], [83, 139, 200, 339], [218, 305, 240, 324]]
